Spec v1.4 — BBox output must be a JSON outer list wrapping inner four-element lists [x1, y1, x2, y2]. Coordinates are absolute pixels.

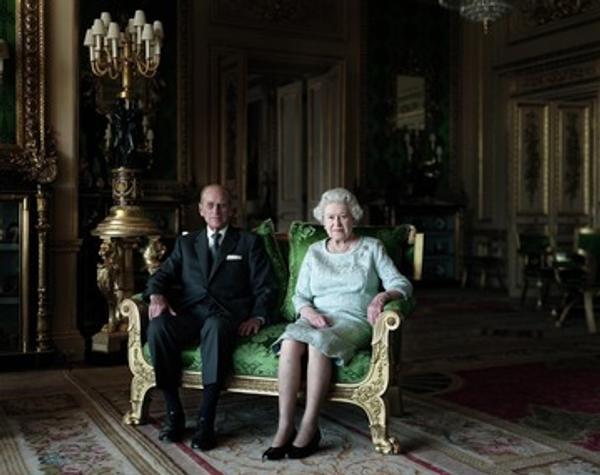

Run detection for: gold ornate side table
[[91, 167, 165, 353]]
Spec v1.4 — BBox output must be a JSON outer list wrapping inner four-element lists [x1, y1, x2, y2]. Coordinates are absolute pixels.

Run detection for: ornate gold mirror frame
[[0, 0, 56, 181], [0, 0, 56, 352]]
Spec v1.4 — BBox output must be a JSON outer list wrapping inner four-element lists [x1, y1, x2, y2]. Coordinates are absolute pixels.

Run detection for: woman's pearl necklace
[[328, 238, 356, 253]]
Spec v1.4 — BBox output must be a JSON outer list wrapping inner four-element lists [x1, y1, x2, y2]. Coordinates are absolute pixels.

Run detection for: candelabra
[[84, 10, 163, 100], [84, 10, 165, 352]]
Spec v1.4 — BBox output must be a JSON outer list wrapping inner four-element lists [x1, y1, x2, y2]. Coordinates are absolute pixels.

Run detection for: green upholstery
[[578, 229, 600, 277], [141, 325, 372, 384], [518, 233, 552, 255], [559, 229, 600, 287], [553, 228, 600, 333], [281, 221, 416, 321], [253, 219, 288, 311]]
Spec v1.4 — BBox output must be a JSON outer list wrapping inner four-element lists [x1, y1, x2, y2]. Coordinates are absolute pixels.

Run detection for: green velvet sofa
[[121, 220, 423, 454]]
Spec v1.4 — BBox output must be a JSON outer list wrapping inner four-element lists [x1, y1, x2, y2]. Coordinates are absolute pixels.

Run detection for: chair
[[516, 232, 554, 309], [461, 229, 506, 290], [553, 227, 600, 333]]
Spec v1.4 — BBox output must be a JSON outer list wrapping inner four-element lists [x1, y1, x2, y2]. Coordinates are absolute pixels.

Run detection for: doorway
[[211, 50, 345, 230]]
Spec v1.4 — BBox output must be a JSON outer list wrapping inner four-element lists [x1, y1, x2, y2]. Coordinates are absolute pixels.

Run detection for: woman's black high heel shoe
[[287, 429, 321, 459], [262, 429, 296, 461]]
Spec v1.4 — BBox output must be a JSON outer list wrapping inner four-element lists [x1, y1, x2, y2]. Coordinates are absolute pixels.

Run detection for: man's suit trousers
[[147, 309, 239, 388]]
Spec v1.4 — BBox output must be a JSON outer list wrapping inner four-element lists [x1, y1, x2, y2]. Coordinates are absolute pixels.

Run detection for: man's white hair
[[313, 187, 363, 224]]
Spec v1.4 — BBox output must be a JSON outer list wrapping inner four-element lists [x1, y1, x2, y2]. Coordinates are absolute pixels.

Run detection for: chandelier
[[438, 0, 513, 34]]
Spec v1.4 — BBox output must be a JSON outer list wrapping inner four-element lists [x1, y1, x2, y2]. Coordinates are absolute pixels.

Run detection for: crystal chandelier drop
[[438, 0, 513, 34]]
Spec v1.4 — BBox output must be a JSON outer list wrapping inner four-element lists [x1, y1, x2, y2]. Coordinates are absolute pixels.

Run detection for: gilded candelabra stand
[[85, 10, 166, 352]]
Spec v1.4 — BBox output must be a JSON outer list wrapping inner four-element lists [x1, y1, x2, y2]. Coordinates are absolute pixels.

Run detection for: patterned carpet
[[438, 356, 600, 453], [0, 370, 183, 475], [3, 364, 600, 474], [2, 289, 599, 474]]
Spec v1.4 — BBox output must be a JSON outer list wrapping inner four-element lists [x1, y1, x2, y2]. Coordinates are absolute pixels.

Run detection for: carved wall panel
[[209, 0, 346, 40], [513, 103, 549, 216], [556, 104, 590, 217]]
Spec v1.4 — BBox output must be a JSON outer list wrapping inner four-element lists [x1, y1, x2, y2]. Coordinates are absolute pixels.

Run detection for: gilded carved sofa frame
[[121, 225, 423, 455]]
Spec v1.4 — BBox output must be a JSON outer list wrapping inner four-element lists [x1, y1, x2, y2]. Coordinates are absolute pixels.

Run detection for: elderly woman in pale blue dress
[[263, 188, 412, 460]]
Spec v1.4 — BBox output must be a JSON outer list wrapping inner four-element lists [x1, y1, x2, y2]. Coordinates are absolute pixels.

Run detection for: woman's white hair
[[313, 187, 363, 224]]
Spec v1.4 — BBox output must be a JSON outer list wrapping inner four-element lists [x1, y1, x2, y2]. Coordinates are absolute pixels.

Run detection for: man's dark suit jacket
[[145, 227, 278, 323]]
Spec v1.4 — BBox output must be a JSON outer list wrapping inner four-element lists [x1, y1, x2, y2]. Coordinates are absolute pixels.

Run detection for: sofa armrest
[[383, 297, 415, 320], [371, 308, 401, 345], [121, 294, 152, 376], [380, 298, 412, 388]]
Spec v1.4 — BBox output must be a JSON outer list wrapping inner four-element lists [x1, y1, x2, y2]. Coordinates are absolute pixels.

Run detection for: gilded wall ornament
[[513, 63, 599, 96], [210, 0, 344, 39], [228, 0, 305, 23], [564, 112, 582, 202], [524, 111, 542, 205], [518, 0, 599, 26], [5, 0, 57, 184]]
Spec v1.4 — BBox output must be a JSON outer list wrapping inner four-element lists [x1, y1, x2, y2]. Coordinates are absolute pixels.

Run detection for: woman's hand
[[149, 294, 176, 319], [367, 292, 388, 325], [299, 306, 331, 329]]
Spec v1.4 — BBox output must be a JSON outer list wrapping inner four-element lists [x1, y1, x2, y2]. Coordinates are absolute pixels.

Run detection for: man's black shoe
[[191, 419, 217, 451], [158, 411, 185, 443]]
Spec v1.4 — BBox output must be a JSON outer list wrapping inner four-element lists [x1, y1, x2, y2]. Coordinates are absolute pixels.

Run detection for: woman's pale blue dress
[[273, 236, 412, 366]]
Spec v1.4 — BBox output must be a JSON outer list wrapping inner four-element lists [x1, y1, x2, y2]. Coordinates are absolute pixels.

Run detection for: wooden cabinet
[[396, 203, 463, 282], [0, 195, 32, 354]]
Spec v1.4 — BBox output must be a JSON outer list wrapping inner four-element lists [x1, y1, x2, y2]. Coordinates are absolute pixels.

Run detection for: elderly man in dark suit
[[145, 184, 278, 450]]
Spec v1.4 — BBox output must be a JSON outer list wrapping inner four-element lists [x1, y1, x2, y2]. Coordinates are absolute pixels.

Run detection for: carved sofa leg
[[351, 310, 402, 454], [121, 297, 156, 425], [357, 393, 401, 454], [123, 375, 154, 425]]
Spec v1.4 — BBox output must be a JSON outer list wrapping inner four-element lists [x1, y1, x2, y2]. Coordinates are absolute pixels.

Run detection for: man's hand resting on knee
[[149, 294, 177, 319], [238, 317, 263, 336]]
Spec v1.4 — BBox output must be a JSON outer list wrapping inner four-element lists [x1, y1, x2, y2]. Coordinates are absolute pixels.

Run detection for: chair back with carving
[[516, 231, 555, 308], [517, 232, 553, 272]]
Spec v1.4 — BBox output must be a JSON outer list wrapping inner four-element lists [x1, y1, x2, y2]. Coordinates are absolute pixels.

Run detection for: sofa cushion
[[253, 219, 288, 314], [281, 221, 416, 321], [142, 323, 372, 384]]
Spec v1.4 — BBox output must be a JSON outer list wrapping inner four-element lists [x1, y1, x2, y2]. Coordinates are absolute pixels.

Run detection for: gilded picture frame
[[0, 0, 56, 184]]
